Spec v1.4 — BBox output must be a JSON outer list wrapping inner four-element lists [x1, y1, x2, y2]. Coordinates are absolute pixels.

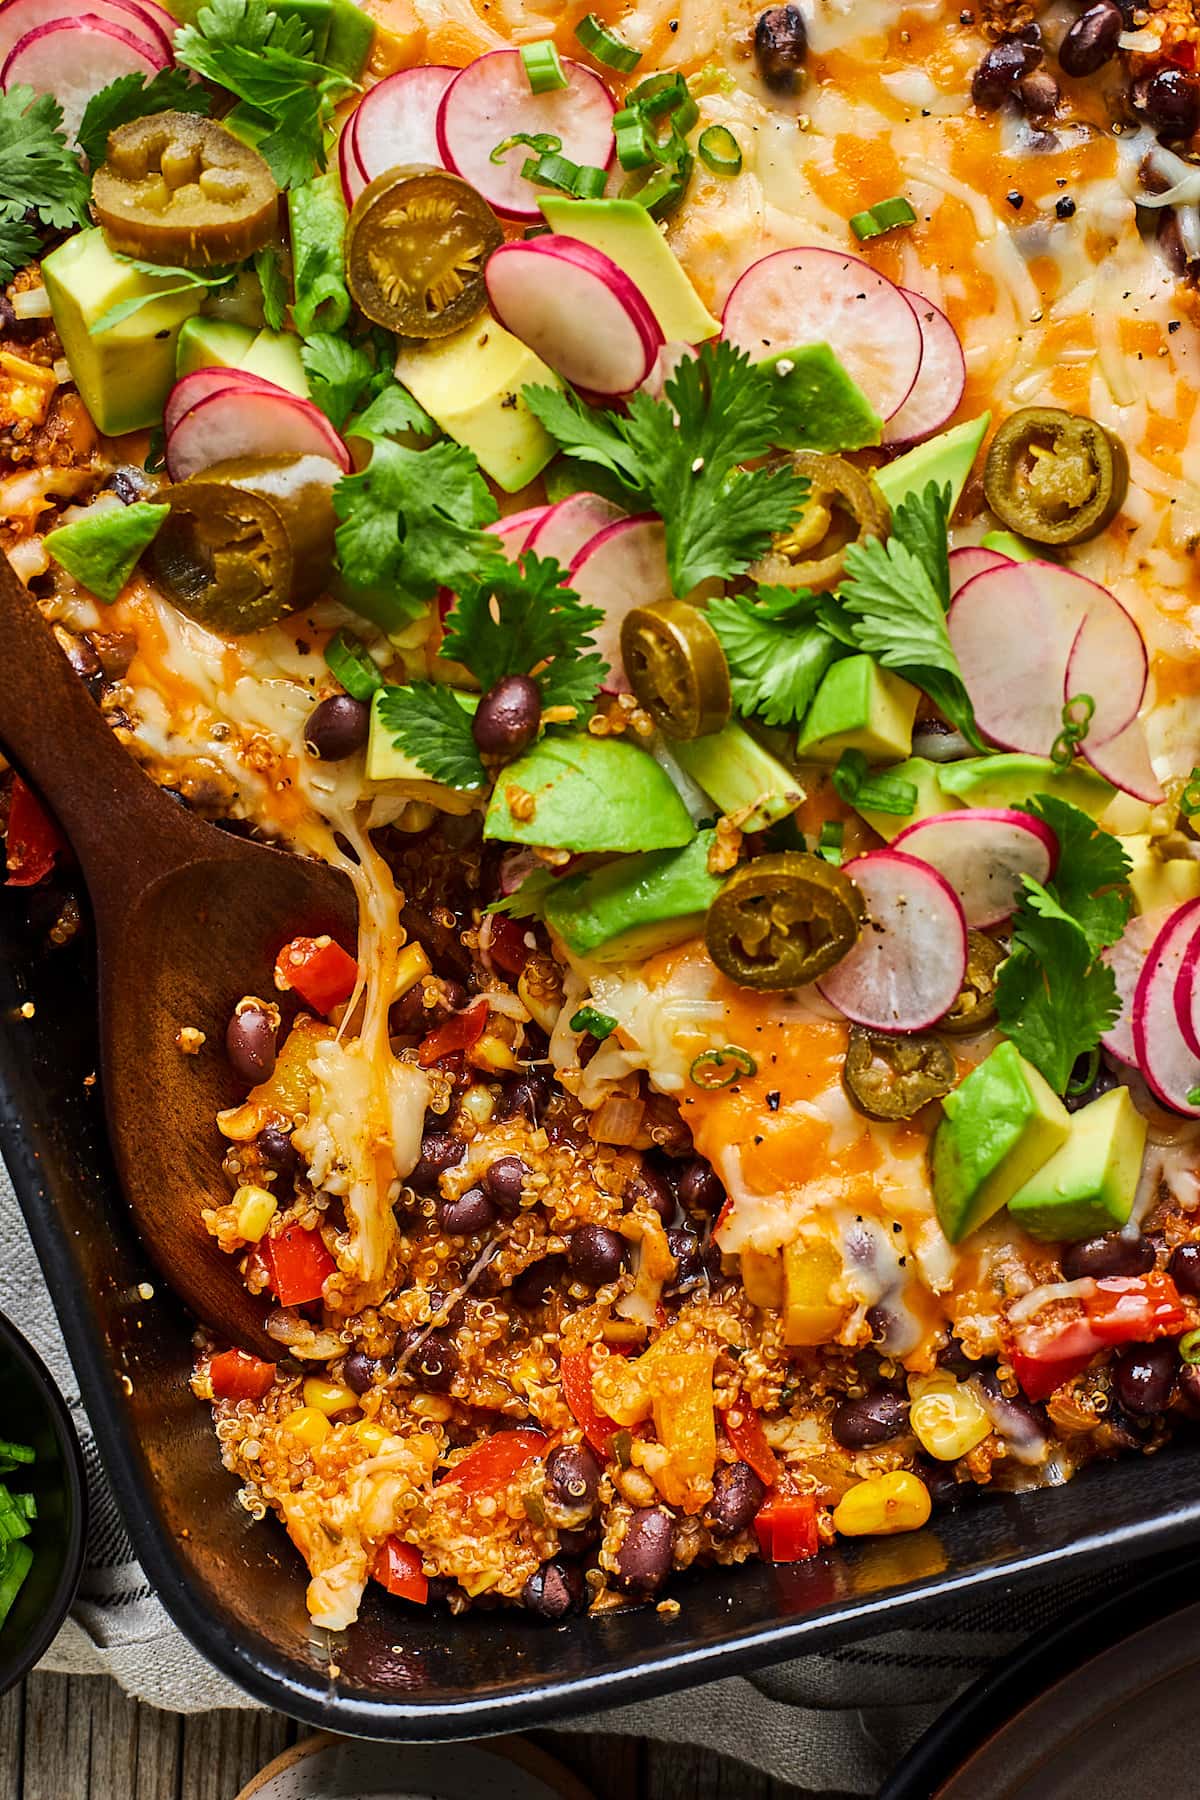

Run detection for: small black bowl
[[0, 1309, 87, 1695]]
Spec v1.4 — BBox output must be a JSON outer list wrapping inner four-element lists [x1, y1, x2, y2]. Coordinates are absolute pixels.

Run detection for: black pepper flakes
[[767, 1090, 781, 1111], [1006, 190, 1024, 210], [1170, 319, 1182, 333]]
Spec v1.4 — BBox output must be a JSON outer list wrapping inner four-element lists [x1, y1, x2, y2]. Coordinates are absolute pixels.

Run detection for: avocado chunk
[[758, 344, 882, 452], [43, 228, 204, 436], [938, 753, 1114, 818], [981, 528, 1037, 562], [324, 0, 374, 74], [241, 328, 310, 397], [1118, 835, 1200, 913], [545, 830, 724, 961], [364, 687, 477, 814], [537, 197, 720, 343], [176, 317, 256, 379], [484, 735, 695, 852], [44, 499, 169, 605], [1007, 1086, 1148, 1242], [933, 1042, 1071, 1243], [795, 654, 920, 763], [854, 755, 952, 841], [670, 722, 803, 830], [395, 313, 560, 493], [874, 413, 990, 515]]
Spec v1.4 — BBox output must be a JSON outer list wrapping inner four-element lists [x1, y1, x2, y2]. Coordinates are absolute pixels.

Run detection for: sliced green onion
[[574, 12, 642, 71], [623, 155, 692, 219], [571, 162, 608, 198], [1188, 1085, 1200, 1106], [849, 196, 918, 241], [521, 151, 607, 198], [627, 71, 688, 117], [1180, 766, 1200, 817], [492, 130, 562, 165], [817, 820, 845, 866], [520, 39, 569, 92], [690, 1045, 757, 1089], [1181, 1328, 1200, 1364], [1051, 692, 1095, 768], [831, 748, 916, 817], [698, 124, 742, 175], [325, 629, 383, 702], [569, 1004, 618, 1039], [1066, 1048, 1100, 1097], [614, 105, 657, 170]]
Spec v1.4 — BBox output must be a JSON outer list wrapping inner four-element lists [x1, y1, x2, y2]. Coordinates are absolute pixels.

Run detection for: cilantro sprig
[[0, 86, 89, 280], [995, 796, 1132, 1093], [708, 586, 841, 726], [377, 685, 487, 791]]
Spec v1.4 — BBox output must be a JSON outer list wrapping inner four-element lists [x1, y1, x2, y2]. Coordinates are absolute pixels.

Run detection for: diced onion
[[1007, 1277, 1097, 1326], [52, 357, 72, 385], [590, 1092, 645, 1145], [11, 287, 51, 320]]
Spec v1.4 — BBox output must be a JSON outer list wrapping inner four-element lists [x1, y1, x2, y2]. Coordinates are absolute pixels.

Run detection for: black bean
[[546, 1443, 601, 1510], [439, 1187, 496, 1235], [568, 1225, 627, 1287], [1135, 67, 1200, 137], [676, 1157, 725, 1216], [625, 1165, 675, 1225], [1063, 1232, 1155, 1280], [108, 464, 152, 504], [407, 1330, 459, 1391], [754, 5, 807, 89], [495, 1070, 552, 1123], [226, 1003, 277, 1085], [522, 1558, 581, 1619], [831, 1390, 911, 1449], [512, 1254, 566, 1309], [304, 694, 370, 761], [1111, 1339, 1178, 1415], [483, 1154, 527, 1212], [1018, 69, 1060, 116], [615, 1507, 675, 1594], [1169, 1243, 1200, 1296], [1058, 1, 1122, 77], [472, 674, 542, 759], [665, 1227, 705, 1294], [707, 1461, 765, 1537], [912, 1454, 965, 1509], [0, 293, 16, 334], [342, 1351, 383, 1395], [409, 1129, 465, 1193], [1157, 207, 1193, 276], [972, 38, 1039, 109], [256, 1123, 298, 1178], [1177, 1363, 1200, 1418]]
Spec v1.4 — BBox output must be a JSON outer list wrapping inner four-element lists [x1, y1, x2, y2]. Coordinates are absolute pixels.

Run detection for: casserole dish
[[4, 877, 1200, 1734]]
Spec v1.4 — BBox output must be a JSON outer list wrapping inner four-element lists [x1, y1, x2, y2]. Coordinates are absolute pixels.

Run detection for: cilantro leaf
[[485, 867, 557, 918], [523, 384, 648, 493], [442, 553, 608, 714], [350, 382, 436, 442], [995, 913, 1121, 1096], [301, 332, 375, 429], [708, 590, 841, 726], [1017, 793, 1132, 955], [89, 259, 234, 334], [254, 245, 289, 330], [0, 212, 40, 284], [0, 87, 89, 237], [76, 69, 210, 173], [375, 683, 486, 790], [332, 437, 498, 621], [834, 480, 981, 746]]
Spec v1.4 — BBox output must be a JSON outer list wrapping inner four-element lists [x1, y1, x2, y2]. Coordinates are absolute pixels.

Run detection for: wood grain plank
[[179, 1707, 293, 1800], [642, 1738, 774, 1800], [530, 1732, 644, 1800], [22, 1673, 91, 1800], [0, 1678, 22, 1800]]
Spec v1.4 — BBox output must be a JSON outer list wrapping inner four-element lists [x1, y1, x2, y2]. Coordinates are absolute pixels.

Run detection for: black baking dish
[[4, 873, 1200, 1737]]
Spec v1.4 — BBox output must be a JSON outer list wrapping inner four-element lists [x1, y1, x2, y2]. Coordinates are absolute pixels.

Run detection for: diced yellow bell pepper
[[782, 1238, 845, 1346], [391, 941, 431, 1000], [650, 1347, 717, 1513], [741, 1246, 784, 1310]]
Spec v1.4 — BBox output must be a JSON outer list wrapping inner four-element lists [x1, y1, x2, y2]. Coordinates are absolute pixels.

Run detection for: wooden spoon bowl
[[0, 557, 356, 1356]]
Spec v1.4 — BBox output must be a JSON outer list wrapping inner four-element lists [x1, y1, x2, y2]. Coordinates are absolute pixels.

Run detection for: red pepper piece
[[1087, 1272, 1187, 1346], [274, 934, 358, 1015], [418, 997, 488, 1068], [487, 915, 531, 978], [560, 1348, 620, 1457], [440, 1427, 548, 1494], [723, 1402, 779, 1489], [262, 1223, 336, 1306], [753, 1492, 819, 1563], [208, 1348, 277, 1402], [5, 776, 64, 887], [1008, 1342, 1094, 1404], [372, 1537, 429, 1603]]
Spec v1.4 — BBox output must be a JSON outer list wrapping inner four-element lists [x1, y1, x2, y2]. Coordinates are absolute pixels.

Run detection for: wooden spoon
[[0, 558, 358, 1357]]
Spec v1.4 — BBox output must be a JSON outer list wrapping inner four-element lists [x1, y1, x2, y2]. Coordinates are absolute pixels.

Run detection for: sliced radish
[[164, 367, 284, 438], [436, 49, 615, 222], [882, 290, 966, 447], [1082, 713, 1165, 804], [0, 0, 170, 64], [948, 544, 1009, 599], [640, 340, 695, 401], [488, 506, 549, 558], [165, 383, 350, 481], [352, 64, 455, 182], [891, 808, 1057, 929], [1102, 909, 1170, 1064], [1175, 911, 1200, 1058], [526, 492, 625, 569], [1064, 587, 1147, 750], [721, 248, 922, 421], [2, 15, 167, 140], [486, 236, 662, 398], [568, 514, 670, 692], [1131, 900, 1200, 1114], [123, 0, 177, 46], [817, 849, 968, 1031], [338, 121, 367, 209]]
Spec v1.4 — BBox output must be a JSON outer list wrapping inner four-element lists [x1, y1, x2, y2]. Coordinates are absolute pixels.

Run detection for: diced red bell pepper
[[5, 776, 64, 887], [274, 934, 358, 1015], [262, 1223, 336, 1307], [723, 1403, 779, 1489], [753, 1492, 819, 1563], [487, 915, 532, 978], [417, 997, 488, 1068], [1087, 1273, 1187, 1346], [208, 1349, 277, 1402], [1170, 38, 1196, 68], [372, 1536, 429, 1604], [1007, 1341, 1094, 1404], [440, 1427, 548, 1494], [560, 1349, 620, 1457]]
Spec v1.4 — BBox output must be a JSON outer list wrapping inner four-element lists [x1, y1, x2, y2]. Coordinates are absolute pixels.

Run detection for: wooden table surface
[[0, 1673, 856, 1800]]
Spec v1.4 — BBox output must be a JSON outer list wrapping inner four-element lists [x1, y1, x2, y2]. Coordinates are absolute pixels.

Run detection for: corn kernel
[[470, 1033, 521, 1073], [281, 1406, 331, 1448], [391, 941, 431, 1001], [833, 1471, 932, 1537], [411, 1393, 453, 1422], [302, 1378, 360, 1418], [458, 1083, 495, 1127], [234, 1183, 278, 1242], [909, 1377, 991, 1462], [352, 1420, 389, 1451]]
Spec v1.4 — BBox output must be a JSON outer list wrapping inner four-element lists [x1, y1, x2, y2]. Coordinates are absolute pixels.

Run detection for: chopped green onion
[[697, 124, 742, 175], [627, 71, 688, 118], [0, 1442, 35, 1468], [1180, 766, 1200, 817], [614, 105, 657, 170], [849, 196, 918, 241], [817, 820, 845, 866], [491, 130, 562, 165], [521, 151, 607, 198], [574, 12, 642, 71], [832, 748, 917, 817], [690, 1045, 757, 1089], [0, 1440, 36, 1629], [569, 1004, 618, 1040], [520, 39, 569, 92], [623, 155, 692, 219], [1181, 1328, 1200, 1364], [325, 629, 383, 702], [1066, 1048, 1100, 1097], [1188, 1085, 1200, 1106], [1051, 692, 1095, 768], [571, 162, 608, 199]]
